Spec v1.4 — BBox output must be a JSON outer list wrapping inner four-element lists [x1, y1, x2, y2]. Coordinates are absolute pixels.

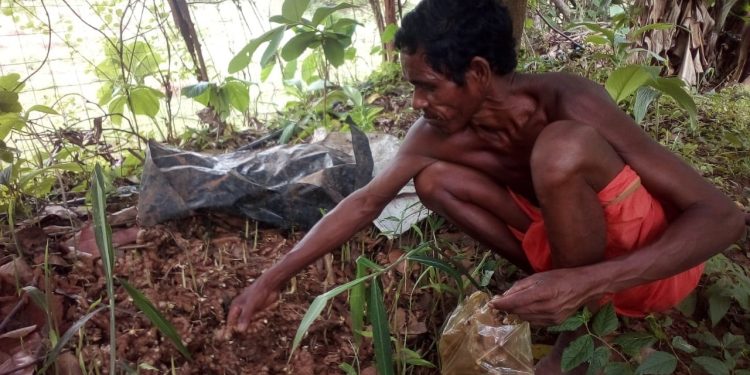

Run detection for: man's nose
[[412, 91, 428, 110]]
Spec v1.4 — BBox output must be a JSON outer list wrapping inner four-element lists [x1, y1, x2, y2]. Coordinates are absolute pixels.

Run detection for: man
[[228, 0, 745, 372]]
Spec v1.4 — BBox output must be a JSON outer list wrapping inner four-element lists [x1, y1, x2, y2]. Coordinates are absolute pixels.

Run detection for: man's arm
[[228, 124, 437, 332], [492, 78, 745, 324]]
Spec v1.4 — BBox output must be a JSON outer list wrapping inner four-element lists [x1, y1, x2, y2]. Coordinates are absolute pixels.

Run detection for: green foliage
[[702, 254, 750, 326], [228, 0, 357, 75], [182, 78, 251, 121], [605, 65, 697, 127]]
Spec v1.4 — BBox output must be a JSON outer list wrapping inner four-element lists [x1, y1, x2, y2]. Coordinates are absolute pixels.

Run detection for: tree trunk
[[501, 0, 528, 51], [167, 0, 208, 82], [368, 0, 398, 62], [550, 0, 573, 20]]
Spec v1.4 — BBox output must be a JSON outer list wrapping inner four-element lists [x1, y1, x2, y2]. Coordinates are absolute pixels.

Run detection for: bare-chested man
[[228, 0, 746, 372]]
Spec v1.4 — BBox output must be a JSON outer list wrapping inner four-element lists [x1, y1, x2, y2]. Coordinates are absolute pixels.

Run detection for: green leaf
[[592, 303, 618, 336], [561, 335, 594, 372], [0, 73, 21, 91], [670, 336, 696, 353], [25, 104, 58, 116], [290, 272, 378, 357], [281, 31, 318, 61], [369, 279, 394, 375], [301, 53, 319, 84], [707, 292, 731, 327], [283, 59, 298, 80], [92, 164, 116, 375], [261, 59, 276, 82], [40, 306, 106, 372], [0, 91, 21, 113], [548, 313, 585, 332], [223, 80, 250, 113], [633, 86, 660, 124], [407, 254, 479, 294], [339, 362, 357, 375], [260, 27, 286, 67], [119, 278, 191, 360], [605, 362, 634, 375], [228, 26, 285, 73], [634, 351, 677, 375], [648, 77, 697, 127], [631, 23, 674, 38], [269, 15, 296, 25], [281, 0, 310, 22], [588, 346, 611, 374], [312, 3, 355, 26], [322, 37, 345, 67], [693, 356, 729, 375], [605, 65, 657, 103], [342, 85, 363, 107], [381, 23, 398, 44], [128, 87, 161, 118], [613, 332, 657, 357], [349, 257, 368, 346], [689, 332, 721, 347], [586, 34, 611, 45], [722, 333, 746, 349], [181, 82, 211, 98]]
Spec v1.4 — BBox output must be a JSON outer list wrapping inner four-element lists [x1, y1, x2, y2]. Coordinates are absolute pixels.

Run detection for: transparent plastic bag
[[439, 291, 534, 375]]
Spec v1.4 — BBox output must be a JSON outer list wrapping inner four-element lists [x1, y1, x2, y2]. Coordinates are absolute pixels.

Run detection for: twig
[[535, 7, 585, 50], [13, 0, 52, 91]]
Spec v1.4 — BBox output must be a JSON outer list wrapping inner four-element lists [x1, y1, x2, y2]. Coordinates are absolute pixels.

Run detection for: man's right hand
[[227, 279, 280, 333]]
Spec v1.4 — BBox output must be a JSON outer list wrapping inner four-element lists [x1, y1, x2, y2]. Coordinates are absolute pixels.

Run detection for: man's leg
[[414, 161, 533, 272], [530, 121, 625, 374]]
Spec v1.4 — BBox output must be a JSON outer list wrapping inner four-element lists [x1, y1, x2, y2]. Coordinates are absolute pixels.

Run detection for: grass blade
[[408, 254, 482, 295], [349, 257, 369, 346], [368, 279, 394, 375], [119, 279, 192, 360], [291, 273, 378, 359], [91, 164, 116, 375], [40, 306, 106, 372]]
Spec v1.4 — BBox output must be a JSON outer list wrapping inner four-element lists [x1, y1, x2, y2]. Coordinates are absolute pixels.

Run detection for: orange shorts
[[508, 165, 703, 317]]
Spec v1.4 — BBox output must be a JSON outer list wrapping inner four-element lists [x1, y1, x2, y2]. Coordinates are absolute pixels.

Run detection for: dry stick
[[534, 7, 585, 50], [0, 357, 41, 375]]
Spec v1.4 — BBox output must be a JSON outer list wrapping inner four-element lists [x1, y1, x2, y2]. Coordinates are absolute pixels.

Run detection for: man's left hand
[[489, 268, 604, 326]]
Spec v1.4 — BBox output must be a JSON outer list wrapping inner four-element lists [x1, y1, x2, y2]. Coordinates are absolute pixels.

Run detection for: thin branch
[[535, 7, 584, 50], [13, 0, 52, 91]]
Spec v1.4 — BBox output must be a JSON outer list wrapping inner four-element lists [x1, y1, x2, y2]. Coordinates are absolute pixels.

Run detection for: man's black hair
[[394, 0, 517, 85]]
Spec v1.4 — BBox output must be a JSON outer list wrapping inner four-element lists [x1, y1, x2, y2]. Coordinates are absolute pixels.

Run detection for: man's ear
[[466, 57, 492, 90]]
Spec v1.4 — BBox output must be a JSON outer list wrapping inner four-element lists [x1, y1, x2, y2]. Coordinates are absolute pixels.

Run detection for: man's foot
[[534, 331, 588, 375]]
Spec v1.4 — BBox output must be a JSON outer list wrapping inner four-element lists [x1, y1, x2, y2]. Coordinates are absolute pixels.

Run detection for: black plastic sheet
[[137, 123, 373, 230]]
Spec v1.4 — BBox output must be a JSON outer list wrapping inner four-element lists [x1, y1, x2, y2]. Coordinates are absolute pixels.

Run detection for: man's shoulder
[[533, 72, 600, 91]]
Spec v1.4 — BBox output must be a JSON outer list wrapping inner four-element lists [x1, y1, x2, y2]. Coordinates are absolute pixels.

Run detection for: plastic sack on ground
[[137, 123, 373, 230], [439, 291, 534, 375]]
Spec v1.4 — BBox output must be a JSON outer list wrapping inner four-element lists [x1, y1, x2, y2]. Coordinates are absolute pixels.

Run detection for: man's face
[[401, 52, 481, 134]]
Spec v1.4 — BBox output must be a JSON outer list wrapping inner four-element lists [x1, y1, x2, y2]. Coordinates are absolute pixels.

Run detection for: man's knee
[[414, 162, 452, 207], [530, 121, 612, 191]]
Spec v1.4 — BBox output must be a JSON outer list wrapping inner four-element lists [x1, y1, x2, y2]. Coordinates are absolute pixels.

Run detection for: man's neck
[[471, 72, 534, 130]]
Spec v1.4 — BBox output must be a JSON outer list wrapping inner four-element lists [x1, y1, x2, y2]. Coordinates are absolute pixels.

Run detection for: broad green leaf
[[631, 23, 674, 38], [312, 3, 355, 26], [260, 59, 276, 82], [223, 80, 250, 113], [689, 331, 721, 347], [322, 37, 345, 67], [357, 256, 384, 272], [369, 280, 394, 375], [561, 334, 594, 372], [228, 26, 285, 73], [279, 121, 297, 144], [633, 86, 660, 124], [400, 347, 435, 368], [269, 15, 296, 25], [181, 82, 211, 98], [301, 53, 319, 84], [0, 113, 24, 140], [119, 278, 191, 359], [722, 333, 746, 349], [707, 292, 731, 327], [381, 23, 398, 44], [0, 73, 21, 91], [605, 362, 634, 375], [281, 0, 310, 22], [129, 87, 161, 118], [613, 332, 657, 357], [25, 104, 58, 116], [344, 46, 356, 61], [588, 346, 610, 374], [0, 91, 21, 113], [281, 31, 318, 61], [283, 59, 298, 80], [605, 65, 655, 104], [634, 351, 677, 375], [548, 313, 585, 332], [97, 82, 114, 106], [591, 303, 618, 336], [693, 356, 729, 375], [342, 85, 363, 107], [586, 34, 610, 45], [291, 272, 377, 357], [40, 306, 106, 372], [670, 336, 696, 353], [261, 27, 286, 67], [648, 77, 697, 127], [349, 257, 368, 346]]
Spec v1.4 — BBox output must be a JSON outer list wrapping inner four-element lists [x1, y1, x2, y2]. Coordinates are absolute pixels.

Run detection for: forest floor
[[1, 83, 750, 375]]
